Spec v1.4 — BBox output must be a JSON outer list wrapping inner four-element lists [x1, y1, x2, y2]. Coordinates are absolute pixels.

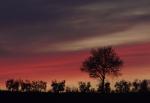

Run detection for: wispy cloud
[[0, 0, 150, 54], [41, 24, 150, 52]]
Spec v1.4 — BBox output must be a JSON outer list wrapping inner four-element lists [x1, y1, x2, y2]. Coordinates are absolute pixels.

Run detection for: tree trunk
[[98, 76, 105, 93], [101, 76, 105, 93]]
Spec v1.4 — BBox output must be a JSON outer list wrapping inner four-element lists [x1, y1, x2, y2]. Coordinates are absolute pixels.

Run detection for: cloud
[[40, 24, 150, 52], [0, 0, 150, 54]]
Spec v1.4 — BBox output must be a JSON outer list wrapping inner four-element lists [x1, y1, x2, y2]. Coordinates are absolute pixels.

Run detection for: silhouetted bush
[[31, 81, 47, 92], [139, 80, 149, 93], [79, 81, 91, 93], [132, 79, 141, 92], [6, 79, 47, 92], [65, 87, 79, 93], [115, 80, 131, 93], [6, 79, 20, 91], [51, 80, 65, 93], [98, 81, 111, 93], [104, 82, 111, 93], [20, 80, 32, 92], [4, 79, 150, 94]]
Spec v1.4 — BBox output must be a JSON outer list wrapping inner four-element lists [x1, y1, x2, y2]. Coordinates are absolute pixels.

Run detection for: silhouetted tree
[[79, 82, 91, 93], [81, 47, 123, 93], [6, 79, 47, 92], [104, 82, 111, 93], [115, 80, 131, 93], [6, 79, 20, 91], [132, 79, 141, 92], [51, 80, 65, 93], [19, 80, 47, 92], [6, 79, 14, 91], [139, 80, 149, 93], [20, 80, 32, 92], [32, 81, 47, 92]]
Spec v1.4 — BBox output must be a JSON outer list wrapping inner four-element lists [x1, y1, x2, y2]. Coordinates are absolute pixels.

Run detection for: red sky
[[0, 0, 150, 89], [0, 42, 150, 89]]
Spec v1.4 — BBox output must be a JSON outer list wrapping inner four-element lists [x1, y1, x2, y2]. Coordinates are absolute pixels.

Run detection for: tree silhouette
[[19, 80, 47, 92], [139, 80, 149, 93], [79, 81, 91, 93], [132, 79, 141, 92], [32, 81, 47, 92], [6, 79, 20, 91], [115, 80, 131, 93], [20, 80, 32, 92], [104, 82, 111, 93], [51, 80, 65, 93], [5, 79, 47, 92], [81, 47, 123, 93]]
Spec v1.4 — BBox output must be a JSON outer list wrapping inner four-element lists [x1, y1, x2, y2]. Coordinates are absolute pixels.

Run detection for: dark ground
[[0, 91, 150, 103]]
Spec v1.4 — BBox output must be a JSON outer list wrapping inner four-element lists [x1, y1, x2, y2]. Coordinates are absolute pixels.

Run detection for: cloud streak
[[0, 0, 150, 54], [41, 24, 150, 52]]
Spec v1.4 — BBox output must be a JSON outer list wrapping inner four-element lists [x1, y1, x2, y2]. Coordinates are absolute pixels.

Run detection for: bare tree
[[81, 47, 123, 93]]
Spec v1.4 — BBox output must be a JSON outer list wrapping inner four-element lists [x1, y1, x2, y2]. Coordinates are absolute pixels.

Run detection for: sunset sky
[[0, 0, 150, 89]]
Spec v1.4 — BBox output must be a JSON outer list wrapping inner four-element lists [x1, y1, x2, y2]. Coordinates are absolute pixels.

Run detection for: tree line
[[6, 79, 47, 92], [2, 47, 149, 94], [5, 79, 150, 93]]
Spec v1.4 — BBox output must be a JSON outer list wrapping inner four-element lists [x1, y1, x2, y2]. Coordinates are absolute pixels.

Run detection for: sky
[[0, 0, 150, 89]]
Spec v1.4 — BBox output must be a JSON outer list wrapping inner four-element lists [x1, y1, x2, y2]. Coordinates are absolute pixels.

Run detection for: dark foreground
[[0, 91, 150, 103]]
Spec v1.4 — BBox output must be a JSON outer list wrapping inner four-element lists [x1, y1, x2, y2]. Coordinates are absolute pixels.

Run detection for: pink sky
[[0, 42, 150, 89]]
